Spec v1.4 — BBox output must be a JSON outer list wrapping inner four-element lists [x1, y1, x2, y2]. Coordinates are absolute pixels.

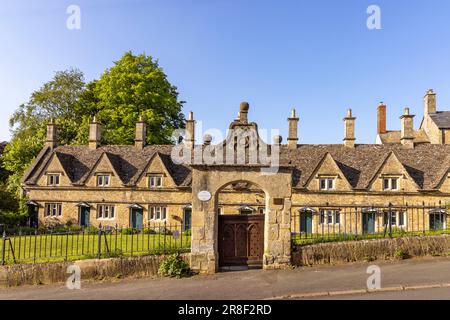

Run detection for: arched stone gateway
[[190, 168, 292, 273]]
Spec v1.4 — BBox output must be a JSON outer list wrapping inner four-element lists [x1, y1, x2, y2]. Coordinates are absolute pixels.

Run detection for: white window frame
[[97, 175, 111, 187], [319, 178, 335, 191], [149, 206, 167, 221], [217, 207, 223, 215], [149, 175, 163, 188], [45, 203, 62, 217], [97, 205, 115, 220], [319, 209, 340, 225], [382, 177, 399, 191], [383, 211, 406, 227], [47, 174, 60, 186]]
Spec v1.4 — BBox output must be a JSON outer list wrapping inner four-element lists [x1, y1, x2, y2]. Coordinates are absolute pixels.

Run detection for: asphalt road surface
[[2, 256, 450, 300]]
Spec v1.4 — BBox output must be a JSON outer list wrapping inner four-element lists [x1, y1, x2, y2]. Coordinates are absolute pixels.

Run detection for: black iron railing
[[0, 221, 191, 265], [291, 202, 450, 247]]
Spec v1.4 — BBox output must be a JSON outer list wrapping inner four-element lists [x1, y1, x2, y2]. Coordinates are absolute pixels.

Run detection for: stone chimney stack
[[343, 109, 356, 148], [239, 102, 249, 124], [135, 116, 147, 149], [89, 116, 101, 150], [185, 111, 195, 148], [45, 119, 58, 149], [377, 102, 387, 135], [287, 109, 299, 149], [400, 107, 415, 149], [424, 89, 436, 114]]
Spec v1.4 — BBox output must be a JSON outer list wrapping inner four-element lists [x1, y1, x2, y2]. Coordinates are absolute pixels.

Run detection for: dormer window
[[319, 178, 335, 190], [97, 174, 111, 187], [47, 174, 60, 186], [149, 175, 163, 188], [383, 178, 399, 191]]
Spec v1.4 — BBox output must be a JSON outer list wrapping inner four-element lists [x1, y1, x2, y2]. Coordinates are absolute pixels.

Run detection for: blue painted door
[[131, 209, 143, 229]]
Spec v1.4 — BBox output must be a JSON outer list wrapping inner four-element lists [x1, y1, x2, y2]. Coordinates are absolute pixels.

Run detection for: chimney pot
[[185, 111, 195, 148], [45, 120, 58, 149], [424, 89, 437, 114], [287, 108, 299, 149], [343, 109, 356, 148], [377, 102, 387, 135], [89, 117, 101, 150], [135, 117, 147, 149]]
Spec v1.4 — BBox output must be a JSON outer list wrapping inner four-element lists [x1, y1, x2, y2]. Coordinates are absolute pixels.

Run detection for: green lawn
[[1, 232, 191, 264]]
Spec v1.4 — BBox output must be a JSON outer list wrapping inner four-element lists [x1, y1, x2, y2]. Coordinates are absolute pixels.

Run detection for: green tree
[[79, 51, 185, 145], [2, 69, 87, 201], [2, 52, 186, 210]]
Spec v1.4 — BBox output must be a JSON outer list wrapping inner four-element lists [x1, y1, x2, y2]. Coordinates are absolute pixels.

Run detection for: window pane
[[383, 179, 389, 190], [320, 210, 325, 224], [327, 211, 333, 224], [327, 179, 333, 189], [399, 212, 405, 226], [320, 180, 326, 190], [391, 179, 397, 190], [335, 212, 340, 224]]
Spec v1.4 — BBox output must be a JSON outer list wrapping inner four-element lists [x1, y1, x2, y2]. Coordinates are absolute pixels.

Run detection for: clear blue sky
[[1, 0, 450, 144]]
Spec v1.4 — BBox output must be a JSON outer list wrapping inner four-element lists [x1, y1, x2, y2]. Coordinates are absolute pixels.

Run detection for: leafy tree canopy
[[1, 52, 185, 208], [80, 51, 185, 145]]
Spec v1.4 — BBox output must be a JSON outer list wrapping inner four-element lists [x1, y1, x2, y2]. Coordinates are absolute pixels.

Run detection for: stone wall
[[0, 254, 190, 287], [292, 235, 450, 266]]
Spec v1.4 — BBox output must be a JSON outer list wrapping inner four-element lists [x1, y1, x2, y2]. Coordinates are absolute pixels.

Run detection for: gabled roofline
[[81, 152, 125, 185], [366, 151, 420, 190], [303, 152, 353, 189], [21, 146, 51, 184], [134, 152, 177, 187]]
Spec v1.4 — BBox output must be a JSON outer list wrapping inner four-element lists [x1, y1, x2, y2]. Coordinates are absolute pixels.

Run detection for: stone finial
[[203, 134, 212, 145], [238, 102, 249, 123], [272, 135, 282, 145]]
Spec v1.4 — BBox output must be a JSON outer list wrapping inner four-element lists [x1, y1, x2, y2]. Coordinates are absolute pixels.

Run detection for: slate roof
[[430, 111, 450, 129], [377, 129, 430, 144], [22, 143, 450, 191]]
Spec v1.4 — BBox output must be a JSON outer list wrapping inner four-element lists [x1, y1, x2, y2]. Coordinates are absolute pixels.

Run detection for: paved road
[[2, 257, 450, 300]]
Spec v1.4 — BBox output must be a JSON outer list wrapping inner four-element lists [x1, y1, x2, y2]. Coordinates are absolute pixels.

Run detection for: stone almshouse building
[[21, 89, 450, 272]]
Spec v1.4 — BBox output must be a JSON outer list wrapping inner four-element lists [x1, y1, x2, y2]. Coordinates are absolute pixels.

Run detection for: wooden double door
[[218, 214, 264, 267]]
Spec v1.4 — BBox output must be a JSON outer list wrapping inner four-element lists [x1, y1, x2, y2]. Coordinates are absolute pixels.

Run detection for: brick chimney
[[135, 116, 147, 149], [239, 102, 249, 124], [287, 108, 299, 149], [89, 116, 101, 150], [45, 119, 58, 149], [424, 89, 436, 114], [377, 102, 387, 134], [185, 111, 195, 148], [343, 109, 356, 148], [400, 107, 415, 148]]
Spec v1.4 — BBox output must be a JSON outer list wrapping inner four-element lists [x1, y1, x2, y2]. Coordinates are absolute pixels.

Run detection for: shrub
[[121, 228, 140, 235], [394, 249, 409, 260], [183, 229, 192, 236], [143, 228, 156, 235], [158, 253, 191, 278]]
